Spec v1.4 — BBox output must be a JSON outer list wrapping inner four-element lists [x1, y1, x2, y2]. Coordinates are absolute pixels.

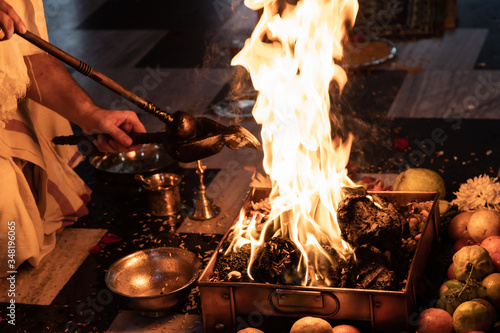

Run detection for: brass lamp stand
[[190, 160, 220, 220]]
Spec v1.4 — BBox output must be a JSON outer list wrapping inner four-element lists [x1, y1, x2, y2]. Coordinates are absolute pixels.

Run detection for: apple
[[453, 238, 477, 252]]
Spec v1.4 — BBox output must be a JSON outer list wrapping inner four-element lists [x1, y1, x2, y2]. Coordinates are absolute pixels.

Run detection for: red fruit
[[447, 263, 456, 280], [481, 236, 500, 257], [491, 252, 500, 272], [453, 238, 477, 252], [417, 308, 454, 333], [448, 212, 473, 242], [439, 282, 449, 296]]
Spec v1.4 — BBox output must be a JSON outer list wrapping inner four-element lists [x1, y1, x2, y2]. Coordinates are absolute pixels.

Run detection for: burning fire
[[226, 0, 359, 286]]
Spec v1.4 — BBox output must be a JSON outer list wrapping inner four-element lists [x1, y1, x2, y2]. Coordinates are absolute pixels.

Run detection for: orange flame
[[228, 0, 359, 286]]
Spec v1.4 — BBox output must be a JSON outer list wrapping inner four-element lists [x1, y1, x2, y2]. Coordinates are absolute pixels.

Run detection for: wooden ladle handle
[[18, 30, 173, 124]]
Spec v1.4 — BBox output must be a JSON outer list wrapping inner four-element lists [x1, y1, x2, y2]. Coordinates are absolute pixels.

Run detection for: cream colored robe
[[0, 0, 90, 272]]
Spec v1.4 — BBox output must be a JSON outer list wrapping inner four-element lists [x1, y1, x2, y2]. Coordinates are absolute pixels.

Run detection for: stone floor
[[0, 0, 499, 332]]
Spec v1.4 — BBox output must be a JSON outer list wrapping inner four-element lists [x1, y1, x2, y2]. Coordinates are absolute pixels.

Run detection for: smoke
[[329, 71, 394, 173]]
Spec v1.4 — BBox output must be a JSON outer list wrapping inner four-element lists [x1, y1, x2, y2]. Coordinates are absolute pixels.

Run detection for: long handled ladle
[[17, 31, 260, 162]]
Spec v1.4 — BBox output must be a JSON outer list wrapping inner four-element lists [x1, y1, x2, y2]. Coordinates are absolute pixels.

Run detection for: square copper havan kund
[[198, 188, 441, 333]]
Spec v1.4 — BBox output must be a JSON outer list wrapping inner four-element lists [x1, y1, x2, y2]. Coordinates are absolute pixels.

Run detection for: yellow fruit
[[417, 308, 454, 333], [452, 245, 494, 281], [482, 273, 500, 312], [439, 200, 451, 215], [289, 316, 332, 333], [452, 299, 496, 333], [331, 324, 361, 333], [467, 209, 500, 243], [436, 295, 461, 316], [237, 329, 265, 333], [393, 168, 446, 200], [448, 212, 473, 242], [472, 298, 497, 322]]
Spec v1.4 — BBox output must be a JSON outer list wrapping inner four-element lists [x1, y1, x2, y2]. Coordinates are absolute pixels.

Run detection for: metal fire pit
[[198, 189, 440, 333]]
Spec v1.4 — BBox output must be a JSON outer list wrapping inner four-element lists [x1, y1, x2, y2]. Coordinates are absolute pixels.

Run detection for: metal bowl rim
[[105, 247, 202, 299], [340, 37, 397, 69], [90, 143, 172, 175]]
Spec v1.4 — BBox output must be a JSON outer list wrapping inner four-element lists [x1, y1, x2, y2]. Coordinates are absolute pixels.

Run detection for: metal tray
[[198, 189, 440, 333]]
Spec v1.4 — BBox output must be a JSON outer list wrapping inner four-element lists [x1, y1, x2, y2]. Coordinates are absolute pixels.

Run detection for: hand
[[79, 107, 147, 153], [23, 53, 147, 154], [0, 0, 27, 40]]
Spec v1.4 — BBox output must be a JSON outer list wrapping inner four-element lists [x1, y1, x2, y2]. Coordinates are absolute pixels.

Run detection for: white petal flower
[[451, 174, 500, 212]]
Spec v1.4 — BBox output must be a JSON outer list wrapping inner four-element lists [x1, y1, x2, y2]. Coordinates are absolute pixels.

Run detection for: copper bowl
[[105, 247, 202, 317]]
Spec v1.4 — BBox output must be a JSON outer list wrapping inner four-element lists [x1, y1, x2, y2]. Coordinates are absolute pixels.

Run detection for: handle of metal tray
[[268, 289, 340, 316]]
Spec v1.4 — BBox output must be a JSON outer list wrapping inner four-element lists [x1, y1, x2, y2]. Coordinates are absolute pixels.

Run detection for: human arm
[[24, 52, 147, 152], [1, 0, 146, 153]]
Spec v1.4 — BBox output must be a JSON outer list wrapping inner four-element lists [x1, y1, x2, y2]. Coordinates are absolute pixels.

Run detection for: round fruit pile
[[420, 208, 500, 333], [395, 171, 500, 332]]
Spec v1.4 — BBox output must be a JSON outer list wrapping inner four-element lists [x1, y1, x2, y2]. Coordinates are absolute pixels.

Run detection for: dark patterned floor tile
[[78, 0, 223, 31], [457, 0, 500, 69]]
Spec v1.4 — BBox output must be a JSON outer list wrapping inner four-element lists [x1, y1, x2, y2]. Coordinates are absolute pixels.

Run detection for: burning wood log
[[336, 187, 404, 290], [250, 237, 303, 284], [211, 189, 433, 291], [337, 187, 405, 252]]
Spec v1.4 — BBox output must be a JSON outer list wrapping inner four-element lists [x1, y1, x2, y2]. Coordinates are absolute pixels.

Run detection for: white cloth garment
[[0, 0, 48, 127], [0, 0, 90, 272]]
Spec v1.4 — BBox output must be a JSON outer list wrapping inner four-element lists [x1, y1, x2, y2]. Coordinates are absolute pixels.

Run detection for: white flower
[[452, 174, 500, 212]]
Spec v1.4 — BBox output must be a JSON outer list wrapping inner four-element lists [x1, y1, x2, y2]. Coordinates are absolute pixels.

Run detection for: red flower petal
[[89, 243, 106, 253], [101, 233, 122, 244], [394, 138, 409, 150], [349, 33, 366, 43], [361, 176, 377, 183]]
